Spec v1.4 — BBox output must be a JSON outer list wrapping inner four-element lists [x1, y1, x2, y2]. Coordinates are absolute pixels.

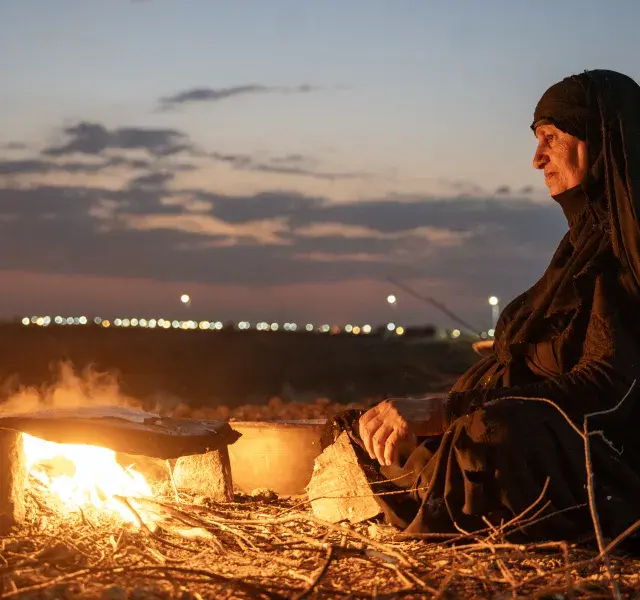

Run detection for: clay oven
[[0, 406, 240, 534]]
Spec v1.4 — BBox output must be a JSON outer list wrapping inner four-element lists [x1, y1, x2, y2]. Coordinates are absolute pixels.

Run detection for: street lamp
[[387, 294, 397, 305], [488, 296, 499, 329]]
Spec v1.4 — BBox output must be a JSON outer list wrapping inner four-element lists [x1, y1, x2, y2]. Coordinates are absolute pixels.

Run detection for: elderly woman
[[323, 69, 640, 540]]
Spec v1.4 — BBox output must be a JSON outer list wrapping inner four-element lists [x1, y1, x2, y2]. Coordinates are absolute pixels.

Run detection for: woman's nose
[[532, 147, 548, 170]]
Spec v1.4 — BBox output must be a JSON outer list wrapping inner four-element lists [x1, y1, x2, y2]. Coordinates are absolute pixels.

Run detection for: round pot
[[228, 419, 327, 496]]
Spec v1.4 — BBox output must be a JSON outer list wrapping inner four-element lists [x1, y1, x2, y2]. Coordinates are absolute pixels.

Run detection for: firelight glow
[[23, 433, 155, 527]]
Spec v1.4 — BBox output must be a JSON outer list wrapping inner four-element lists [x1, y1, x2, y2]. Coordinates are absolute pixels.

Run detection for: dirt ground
[[0, 325, 475, 407], [2, 327, 640, 598], [4, 484, 640, 600]]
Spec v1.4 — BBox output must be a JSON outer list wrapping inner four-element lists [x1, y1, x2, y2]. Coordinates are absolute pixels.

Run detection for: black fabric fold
[[323, 70, 640, 541]]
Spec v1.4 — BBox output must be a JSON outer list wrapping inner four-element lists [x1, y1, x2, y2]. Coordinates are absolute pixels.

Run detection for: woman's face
[[533, 123, 589, 195]]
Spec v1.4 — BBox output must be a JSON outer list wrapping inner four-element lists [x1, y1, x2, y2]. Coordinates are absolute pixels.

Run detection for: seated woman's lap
[[321, 399, 638, 537]]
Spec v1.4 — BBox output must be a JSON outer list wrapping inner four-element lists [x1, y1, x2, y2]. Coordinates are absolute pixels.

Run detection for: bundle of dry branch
[[1, 474, 639, 600], [2, 387, 640, 598]]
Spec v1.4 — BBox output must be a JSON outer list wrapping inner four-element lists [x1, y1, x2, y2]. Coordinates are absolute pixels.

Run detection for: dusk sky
[[1, 0, 639, 329]]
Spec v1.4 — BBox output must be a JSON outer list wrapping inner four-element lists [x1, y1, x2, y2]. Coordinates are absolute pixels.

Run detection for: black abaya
[[322, 70, 640, 540]]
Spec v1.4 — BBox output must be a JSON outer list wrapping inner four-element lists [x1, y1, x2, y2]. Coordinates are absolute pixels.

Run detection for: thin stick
[[166, 459, 181, 503], [432, 562, 457, 600], [501, 381, 636, 600], [488, 477, 550, 539], [293, 545, 333, 600], [114, 496, 153, 535], [583, 413, 620, 600]]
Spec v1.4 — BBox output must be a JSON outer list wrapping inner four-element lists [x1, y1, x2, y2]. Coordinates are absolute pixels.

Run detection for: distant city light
[[451, 329, 461, 338], [488, 296, 499, 306], [387, 294, 397, 305], [17, 312, 420, 340], [180, 294, 191, 304], [488, 328, 495, 337]]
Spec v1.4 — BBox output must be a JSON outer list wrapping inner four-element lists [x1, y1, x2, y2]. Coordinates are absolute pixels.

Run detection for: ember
[[23, 434, 154, 527]]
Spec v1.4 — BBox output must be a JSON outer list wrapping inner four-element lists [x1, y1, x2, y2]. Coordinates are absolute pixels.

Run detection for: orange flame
[[23, 433, 155, 527]]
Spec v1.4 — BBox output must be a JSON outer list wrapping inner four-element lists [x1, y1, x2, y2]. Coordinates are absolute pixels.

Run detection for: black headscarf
[[532, 70, 640, 298], [490, 70, 640, 367], [323, 71, 640, 541], [448, 69, 640, 426]]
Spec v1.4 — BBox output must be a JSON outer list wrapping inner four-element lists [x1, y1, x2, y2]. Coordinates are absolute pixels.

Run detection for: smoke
[[0, 362, 142, 415]]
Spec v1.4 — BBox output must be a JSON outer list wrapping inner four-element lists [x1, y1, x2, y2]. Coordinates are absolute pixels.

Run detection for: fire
[[23, 433, 155, 527]]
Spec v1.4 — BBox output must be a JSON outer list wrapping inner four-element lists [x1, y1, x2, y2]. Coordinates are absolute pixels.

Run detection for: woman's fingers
[[359, 400, 415, 465], [359, 410, 382, 459], [383, 429, 401, 466], [372, 423, 394, 465]]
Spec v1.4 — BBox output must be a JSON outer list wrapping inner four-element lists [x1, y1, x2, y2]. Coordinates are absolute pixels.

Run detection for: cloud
[[295, 222, 472, 247], [3, 142, 29, 150], [43, 122, 194, 157], [211, 151, 368, 181], [270, 153, 306, 164], [0, 119, 566, 325], [123, 212, 290, 246], [159, 84, 317, 109], [0, 159, 102, 175], [128, 170, 175, 189], [294, 251, 393, 263], [7, 119, 367, 191], [0, 156, 155, 177], [0, 178, 567, 306]]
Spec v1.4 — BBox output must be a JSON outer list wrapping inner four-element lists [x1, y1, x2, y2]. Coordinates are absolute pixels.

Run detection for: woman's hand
[[358, 396, 447, 466]]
